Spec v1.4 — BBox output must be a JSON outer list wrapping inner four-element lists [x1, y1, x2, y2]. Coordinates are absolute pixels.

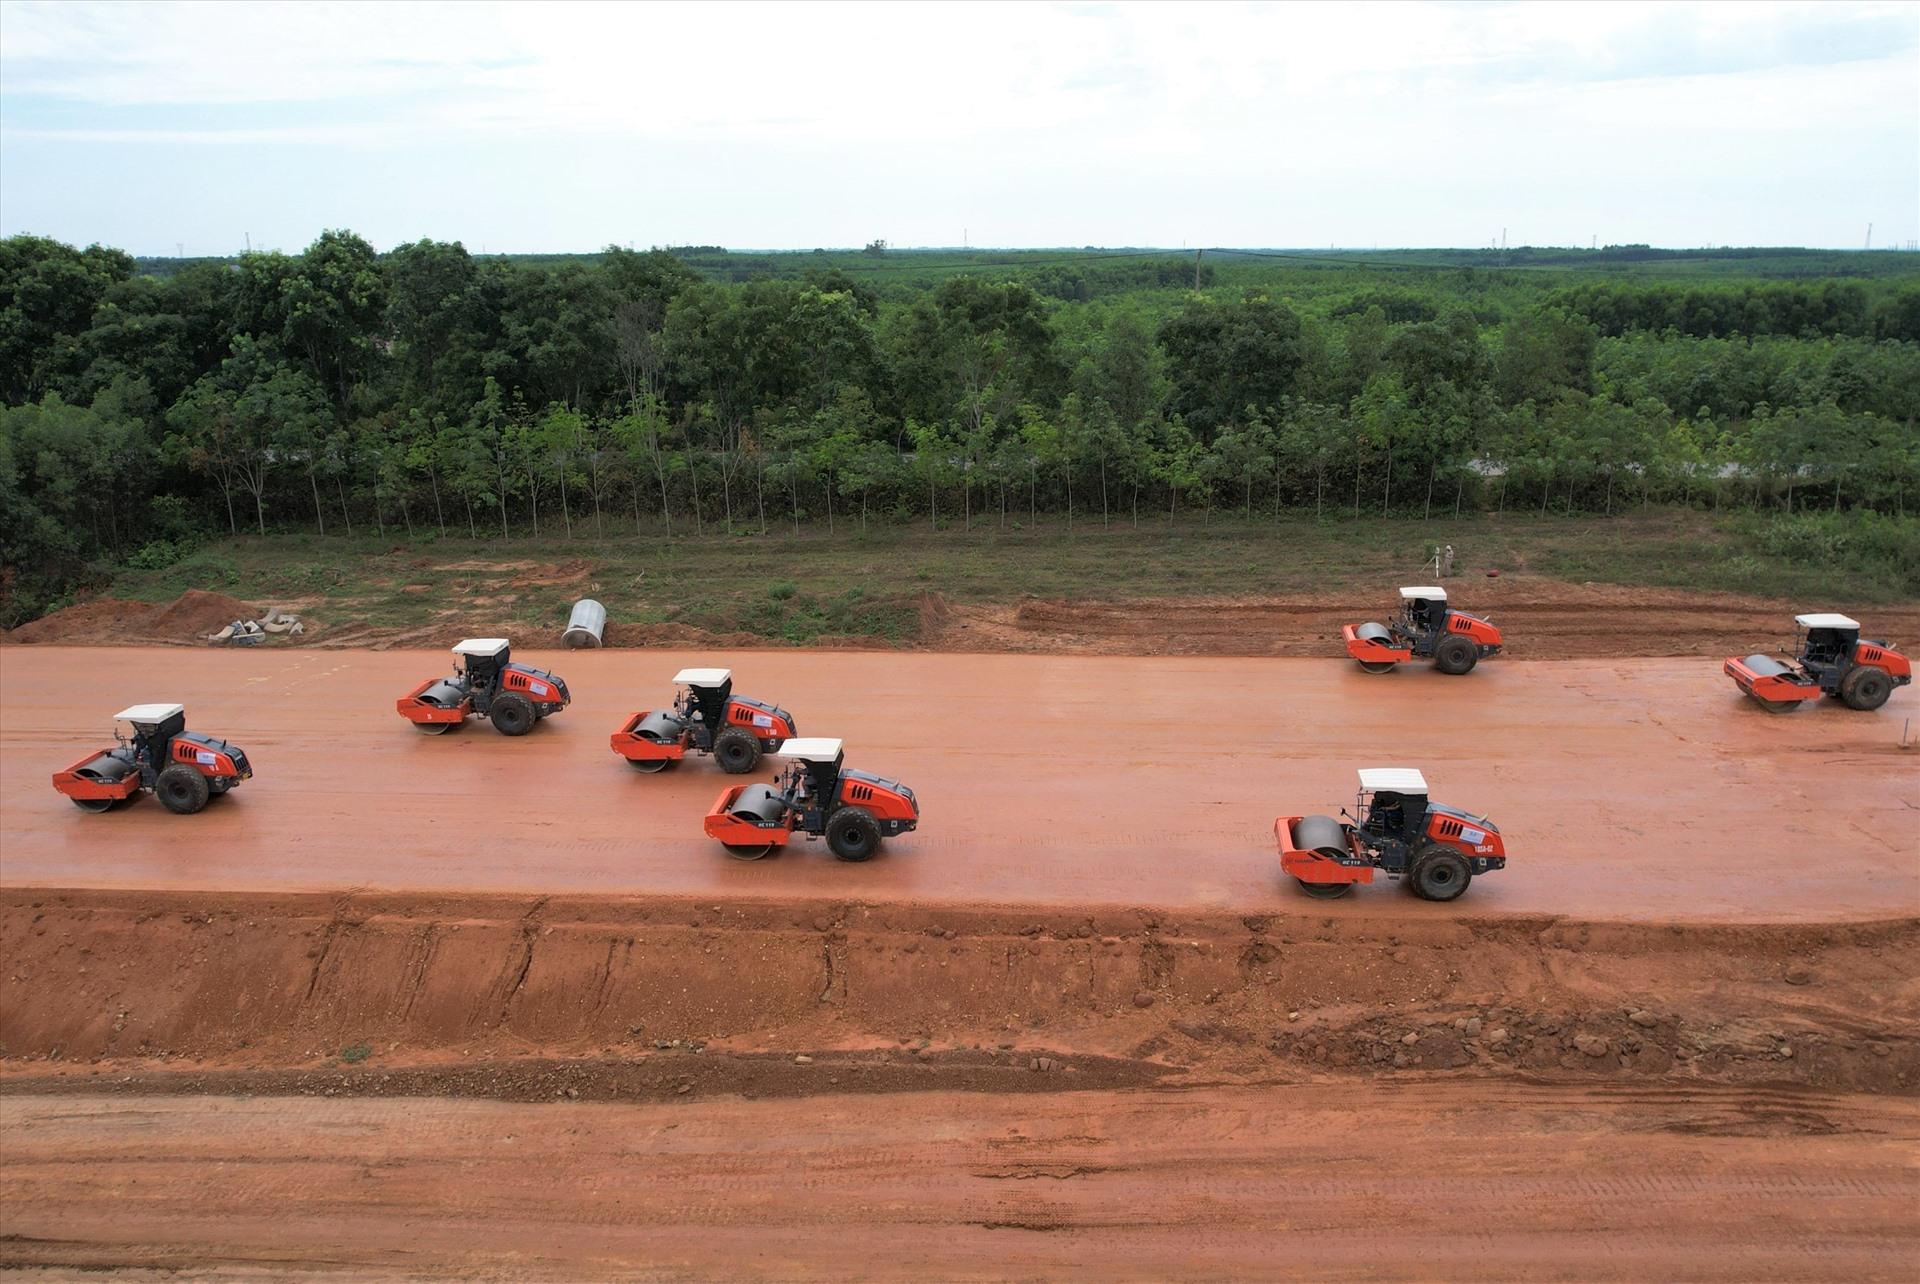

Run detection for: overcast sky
[[1, 0, 1915, 256]]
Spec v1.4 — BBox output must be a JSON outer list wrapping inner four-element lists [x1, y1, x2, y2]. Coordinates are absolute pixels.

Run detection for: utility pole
[[1865, 223, 1873, 251], [1194, 248, 1203, 291]]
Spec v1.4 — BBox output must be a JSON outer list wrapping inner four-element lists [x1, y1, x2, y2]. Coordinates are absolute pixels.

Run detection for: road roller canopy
[[1399, 587, 1446, 601], [775, 737, 844, 763], [1358, 767, 1428, 795], [114, 703, 184, 726], [452, 638, 510, 657], [1794, 613, 1859, 631], [674, 667, 732, 687]]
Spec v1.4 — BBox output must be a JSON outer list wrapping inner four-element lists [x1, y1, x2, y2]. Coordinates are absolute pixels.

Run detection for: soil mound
[[4, 598, 157, 645], [144, 589, 256, 637], [3, 589, 257, 646]]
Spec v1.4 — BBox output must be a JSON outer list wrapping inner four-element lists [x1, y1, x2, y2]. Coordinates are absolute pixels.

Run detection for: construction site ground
[[3, 643, 1917, 1277], [13, 577, 1920, 662]]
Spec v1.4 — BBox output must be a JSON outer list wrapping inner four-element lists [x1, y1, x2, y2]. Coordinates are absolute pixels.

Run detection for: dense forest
[[2, 232, 1917, 624]]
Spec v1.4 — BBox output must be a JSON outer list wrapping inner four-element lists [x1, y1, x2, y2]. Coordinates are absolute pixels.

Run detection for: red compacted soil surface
[[2, 645, 1916, 1279], [1, 646, 1914, 919]]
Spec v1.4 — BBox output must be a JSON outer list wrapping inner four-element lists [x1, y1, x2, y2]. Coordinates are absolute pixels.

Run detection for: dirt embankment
[[4, 890, 1914, 1101], [3, 590, 258, 647], [924, 580, 1920, 659]]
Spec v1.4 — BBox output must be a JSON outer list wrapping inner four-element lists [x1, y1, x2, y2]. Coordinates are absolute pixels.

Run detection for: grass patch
[[90, 508, 1918, 645]]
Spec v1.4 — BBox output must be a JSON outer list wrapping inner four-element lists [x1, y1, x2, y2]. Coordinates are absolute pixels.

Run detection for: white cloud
[[1, 0, 1913, 250], [5, 1, 1912, 144]]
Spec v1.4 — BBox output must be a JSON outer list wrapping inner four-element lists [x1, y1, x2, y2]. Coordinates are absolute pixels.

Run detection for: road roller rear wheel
[[155, 764, 210, 815], [1410, 846, 1472, 902], [490, 693, 535, 736], [1842, 665, 1893, 711], [1434, 635, 1478, 675]]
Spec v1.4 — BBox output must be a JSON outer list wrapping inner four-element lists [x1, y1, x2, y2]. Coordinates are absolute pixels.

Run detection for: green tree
[[1152, 415, 1205, 523], [282, 229, 387, 411], [0, 235, 135, 404], [1156, 295, 1306, 435], [1494, 306, 1598, 406], [910, 419, 961, 530], [165, 340, 326, 534], [611, 394, 677, 533], [386, 239, 479, 409]]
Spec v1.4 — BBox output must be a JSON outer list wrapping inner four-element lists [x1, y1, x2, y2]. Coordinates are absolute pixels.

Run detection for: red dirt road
[[4, 1084, 1915, 1281], [2, 646, 1915, 921]]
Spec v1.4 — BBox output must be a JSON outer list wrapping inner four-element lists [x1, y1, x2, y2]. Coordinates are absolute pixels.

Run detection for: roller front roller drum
[[1296, 878, 1352, 899], [1289, 813, 1350, 856]]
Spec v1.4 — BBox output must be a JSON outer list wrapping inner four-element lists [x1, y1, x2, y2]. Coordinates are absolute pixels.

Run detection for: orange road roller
[[396, 638, 570, 736], [1724, 614, 1910, 713], [52, 703, 251, 815], [704, 737, 918, 862], [1344, 586, 1502, 675], [1276, 768, 1504, 902], [610, 667, 797, 774]]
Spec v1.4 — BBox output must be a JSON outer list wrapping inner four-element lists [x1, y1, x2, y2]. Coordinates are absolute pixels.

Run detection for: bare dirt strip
[[3, 1085, 1915, 1281]]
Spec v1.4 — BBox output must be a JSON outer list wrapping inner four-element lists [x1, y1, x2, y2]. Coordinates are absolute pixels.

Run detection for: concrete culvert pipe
[[564, 599, 606, 649]]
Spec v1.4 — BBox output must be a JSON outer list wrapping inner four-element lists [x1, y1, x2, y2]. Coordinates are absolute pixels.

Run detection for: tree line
[[2, 230, 1917, 622]]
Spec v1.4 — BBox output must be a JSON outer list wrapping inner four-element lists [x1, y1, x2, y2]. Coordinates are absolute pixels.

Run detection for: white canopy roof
[[114, 703, 184, 724], [1795, 613, 1859, 631], [1359, 767, 1428, 793], [1399, 586, 1446, 601], [452, 638, 509, 657], [674, 667, 732, 686], [775, 737, 844, 762]]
